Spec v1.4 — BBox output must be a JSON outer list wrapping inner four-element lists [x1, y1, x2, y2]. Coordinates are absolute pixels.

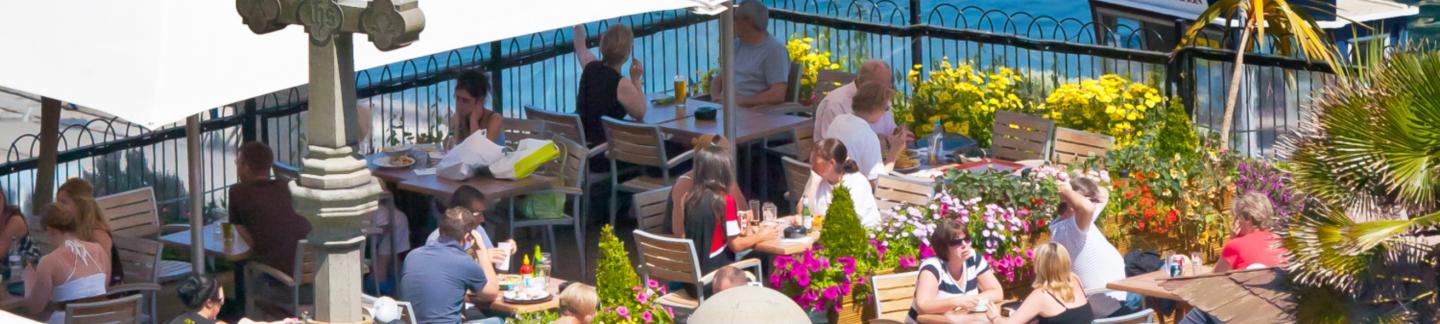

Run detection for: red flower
[[1166, 210, 1179, 223], [1137, 221, 1145, 231], [1124, 192, 1135, 199]]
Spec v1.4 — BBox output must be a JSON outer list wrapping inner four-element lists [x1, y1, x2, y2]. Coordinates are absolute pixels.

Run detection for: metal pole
[[722, 2, 736, 150], [909, 0, 922, 69], [33, 98, 61, 212], [186, 114, 205, 274]]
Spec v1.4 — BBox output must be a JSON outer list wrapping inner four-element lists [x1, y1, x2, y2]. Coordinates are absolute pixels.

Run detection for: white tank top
[[1048, 205, 1127, 316], [46, 240, 108, 324]]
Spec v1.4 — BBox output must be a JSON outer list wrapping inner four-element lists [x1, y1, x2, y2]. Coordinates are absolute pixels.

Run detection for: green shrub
[[817, 184, 866, 262], [596, 224, 639, 307]]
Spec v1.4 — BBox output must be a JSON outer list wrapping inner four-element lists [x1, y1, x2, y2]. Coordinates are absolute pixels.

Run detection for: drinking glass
[[674, 76, 688, 107], [763, 202, 778, 224], [539, 252, 553, 279], [220, 222, 235, 242], [749, 200, 761, 221], [1189, 252, 1204, 275]]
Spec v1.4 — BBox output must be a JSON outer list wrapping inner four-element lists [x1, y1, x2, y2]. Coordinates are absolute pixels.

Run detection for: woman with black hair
[[169, 274, 297, 324]]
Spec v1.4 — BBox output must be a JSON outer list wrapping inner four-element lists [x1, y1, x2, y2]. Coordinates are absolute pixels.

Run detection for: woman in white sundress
[[3, 204, 109, 323]]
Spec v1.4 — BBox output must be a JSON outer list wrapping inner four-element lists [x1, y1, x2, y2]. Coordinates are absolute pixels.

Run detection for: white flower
[[983, 229, 992, 237]]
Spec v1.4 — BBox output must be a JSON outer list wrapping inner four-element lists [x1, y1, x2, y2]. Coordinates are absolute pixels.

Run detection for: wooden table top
[[915, 311, 991, 324], [656, 107, 810, 144], [1107, 266, 1212, 301], [754, 230, 819, 256], [485, 278, 568, 314], [371, 166, 558, 201], [644, 96, 720, 124], [158, 223, 252, 261]]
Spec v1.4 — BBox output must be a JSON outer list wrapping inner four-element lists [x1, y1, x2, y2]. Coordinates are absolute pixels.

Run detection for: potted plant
[[770, 185, 873, 324]]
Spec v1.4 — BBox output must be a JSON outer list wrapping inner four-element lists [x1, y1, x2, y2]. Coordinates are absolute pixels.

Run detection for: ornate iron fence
[[0, 0, 1336, 219]]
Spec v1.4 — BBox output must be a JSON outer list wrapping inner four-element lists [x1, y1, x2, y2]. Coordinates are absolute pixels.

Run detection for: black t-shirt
[[576, 61, 626, 149], [167, 311, 218, 324]]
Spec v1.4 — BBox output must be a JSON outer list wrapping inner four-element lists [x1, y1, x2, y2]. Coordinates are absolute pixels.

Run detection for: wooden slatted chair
[[509, 136, 589, 276], [631, 230, 762, 321], [501, 117, 552, 145], [246, 239, 319, 320], [110, 235, 164, 323], [764, 120, 816, 161], [602, 117, 692, 226], [813, 69, 856, 102], [1085, 287, 1155, 324], [95, 187, 192, 283], [870, 271, 920, 323], [525, 106, 608, 228], [63, 293, 144, 324], [990, 111, 1055, 165], [781, 156, 811, 210], [874, 175, 934, 212], [633, 187, 673, 236], [1050, 127, 1114, 165]]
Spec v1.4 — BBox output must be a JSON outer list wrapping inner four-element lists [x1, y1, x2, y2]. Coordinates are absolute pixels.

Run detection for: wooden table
[[484, 278, 568, 314], [371, 166, 558, 201], [754, 230, 818, 256], [644, 96, 720, 124], [915, 311, 991, 324], [1106, 266, 1212, 301], [158, 223, 252, 261], [656, 107, 810, 144]]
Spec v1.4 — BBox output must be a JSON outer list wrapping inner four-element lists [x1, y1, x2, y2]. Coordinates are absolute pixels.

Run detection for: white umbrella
[[0, 0, 700, 128], [0, 0, 705, 278]]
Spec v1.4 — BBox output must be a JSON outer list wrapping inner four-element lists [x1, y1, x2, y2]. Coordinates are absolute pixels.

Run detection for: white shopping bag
[[437, 133, 505, 181], [488, 138, 560, 180]]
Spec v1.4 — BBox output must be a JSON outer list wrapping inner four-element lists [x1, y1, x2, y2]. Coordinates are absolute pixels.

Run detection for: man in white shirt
[[814, 60, 913, 164], [823, 83, 903, 180]]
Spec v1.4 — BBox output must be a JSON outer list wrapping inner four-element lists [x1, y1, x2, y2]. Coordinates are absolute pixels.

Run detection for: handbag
[[437, 133, 505, 181], [489, 138, 560, 180]]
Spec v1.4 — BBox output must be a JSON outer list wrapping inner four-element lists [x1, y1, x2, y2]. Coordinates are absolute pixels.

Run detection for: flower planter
[[826, 293, 866, 324]]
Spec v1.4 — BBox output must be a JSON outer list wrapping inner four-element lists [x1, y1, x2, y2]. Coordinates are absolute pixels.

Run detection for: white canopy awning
[[0, 0, 699, 127]]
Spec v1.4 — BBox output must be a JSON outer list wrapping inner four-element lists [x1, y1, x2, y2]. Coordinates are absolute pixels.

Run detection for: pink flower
[[617, 306, 631, 320], [647, 279, 660, 289], [823, 286, 841, 300], [920, 243, 935, 259], [637, 290, 650, 304], [642, 311, 654, 323], [796, 271, 811, 287]]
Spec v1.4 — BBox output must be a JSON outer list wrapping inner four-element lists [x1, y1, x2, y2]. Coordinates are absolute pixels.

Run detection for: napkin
[[414, 168, 437, 175]]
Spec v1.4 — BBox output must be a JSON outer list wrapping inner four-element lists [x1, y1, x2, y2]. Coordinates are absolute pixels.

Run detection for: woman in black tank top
[[572, 24, 651, 171], [986, 242, 1095, 324]]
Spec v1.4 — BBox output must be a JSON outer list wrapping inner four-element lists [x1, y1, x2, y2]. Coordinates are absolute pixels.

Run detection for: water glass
[[539, 252, 553, 278], [763, 202, 777, 223], [495, 242, 513, 272], [1189, 252, 1204, 275], [749, 200, 760, 219]]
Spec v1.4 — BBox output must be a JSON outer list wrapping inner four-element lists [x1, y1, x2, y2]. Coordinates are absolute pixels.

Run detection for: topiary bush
[[596, 224, 639, 307], [817, 184, 867, 262]]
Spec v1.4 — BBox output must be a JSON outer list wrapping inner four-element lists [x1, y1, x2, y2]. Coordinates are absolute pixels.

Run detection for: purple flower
[[920, 243, 935, 258], [823, 286, 841, 300], [642, 311, 654, 323], [796, 271, 811, 287], [617, 306, 631, 320]]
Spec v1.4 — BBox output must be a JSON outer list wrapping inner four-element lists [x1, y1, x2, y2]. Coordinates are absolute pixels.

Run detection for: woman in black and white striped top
[[908, 220, 1004, 323]]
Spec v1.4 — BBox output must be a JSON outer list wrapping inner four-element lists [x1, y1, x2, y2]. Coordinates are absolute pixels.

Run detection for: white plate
[[371, 154, 415, 169]]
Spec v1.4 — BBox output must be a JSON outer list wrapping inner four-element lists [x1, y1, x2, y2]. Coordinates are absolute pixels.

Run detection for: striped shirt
[[907, 255, 990, 323]]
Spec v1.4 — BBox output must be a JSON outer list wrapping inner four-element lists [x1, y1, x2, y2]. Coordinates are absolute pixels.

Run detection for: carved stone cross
[[237, 0, 422, 321]]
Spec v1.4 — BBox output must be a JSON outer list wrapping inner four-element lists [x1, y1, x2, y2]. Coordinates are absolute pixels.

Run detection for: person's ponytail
[[842, 160, 860, 174]]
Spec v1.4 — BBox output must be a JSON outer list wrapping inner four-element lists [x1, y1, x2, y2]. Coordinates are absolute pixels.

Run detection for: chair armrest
[[665, 149, 695, 169], [106, 283, 162, 297], [587, 143, 609, 159], [539, 186, 585, 196], [247, 262, 297, 287], [160, 224, 191, 235], [700, 258, 764, 284]]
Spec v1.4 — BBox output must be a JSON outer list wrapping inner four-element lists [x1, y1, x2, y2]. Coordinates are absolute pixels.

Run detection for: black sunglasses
[[950, 237, 971, 247]]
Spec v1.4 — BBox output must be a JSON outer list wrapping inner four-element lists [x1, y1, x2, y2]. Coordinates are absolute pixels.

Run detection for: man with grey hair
[[708, 0, 791, 109], [813, 60, 913, 175]]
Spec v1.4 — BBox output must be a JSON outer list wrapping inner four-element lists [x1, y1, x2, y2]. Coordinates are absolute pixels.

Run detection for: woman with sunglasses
[[1052, 176, 1134, 318], [908, 220, 1004, 323]]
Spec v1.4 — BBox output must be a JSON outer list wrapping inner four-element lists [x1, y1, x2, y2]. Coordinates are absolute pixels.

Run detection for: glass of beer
[[221, 222, 235, 242], [673, 75, 688, 107]]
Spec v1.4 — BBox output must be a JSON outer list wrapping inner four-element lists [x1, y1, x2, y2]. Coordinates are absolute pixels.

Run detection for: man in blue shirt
[[707, 0, 791, 109], [402, 207, 501, 324]]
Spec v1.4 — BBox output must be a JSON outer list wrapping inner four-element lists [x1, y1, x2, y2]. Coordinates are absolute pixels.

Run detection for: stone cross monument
[[236, 0, 423, 321]]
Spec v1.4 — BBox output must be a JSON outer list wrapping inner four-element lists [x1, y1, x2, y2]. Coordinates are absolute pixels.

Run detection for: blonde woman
[[56, 179, 120, 285], [985, 242, 1094, 324]]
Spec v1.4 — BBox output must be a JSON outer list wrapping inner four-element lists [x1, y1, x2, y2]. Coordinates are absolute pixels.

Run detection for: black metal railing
[[0, 0, 1337, 220]]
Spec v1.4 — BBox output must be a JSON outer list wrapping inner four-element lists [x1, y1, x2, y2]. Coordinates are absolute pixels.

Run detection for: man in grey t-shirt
[[709, 0, 790, 108]]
